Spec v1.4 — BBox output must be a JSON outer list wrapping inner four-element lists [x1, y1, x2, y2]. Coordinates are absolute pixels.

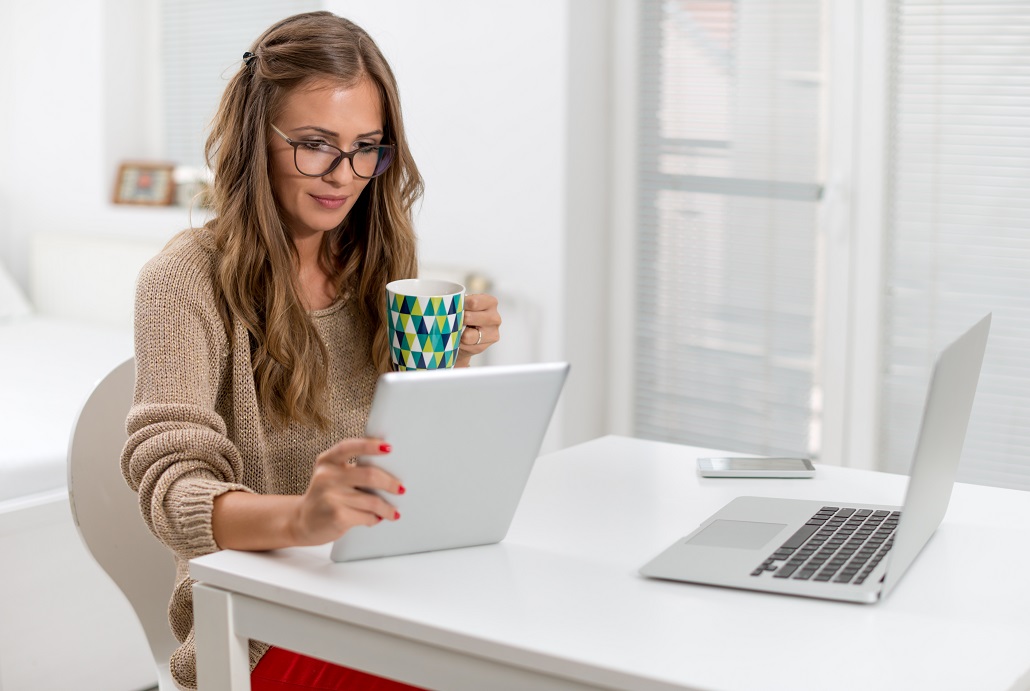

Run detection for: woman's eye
[[354, 144, 379, 155], [300, 141, 334, 153]]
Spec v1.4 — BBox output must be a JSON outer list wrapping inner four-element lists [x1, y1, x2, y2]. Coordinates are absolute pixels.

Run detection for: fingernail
[[394, 511, 401, 520], [379, 443, 392, 453], [397, 484, 406, 495]]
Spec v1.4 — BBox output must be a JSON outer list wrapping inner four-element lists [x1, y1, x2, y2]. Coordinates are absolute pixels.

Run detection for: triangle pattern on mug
[[388, 290, 465, 371]]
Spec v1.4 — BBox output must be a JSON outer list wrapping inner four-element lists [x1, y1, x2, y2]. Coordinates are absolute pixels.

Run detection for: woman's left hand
[[457, 293, 501, 366]]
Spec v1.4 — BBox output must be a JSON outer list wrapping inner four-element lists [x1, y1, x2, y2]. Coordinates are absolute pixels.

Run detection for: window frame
[[609, 0, 894, 470]]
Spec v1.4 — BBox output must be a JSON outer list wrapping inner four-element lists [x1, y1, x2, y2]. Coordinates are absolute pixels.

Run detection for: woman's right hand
[[288, 437, 405, 547], [211, 437, 403, 551]]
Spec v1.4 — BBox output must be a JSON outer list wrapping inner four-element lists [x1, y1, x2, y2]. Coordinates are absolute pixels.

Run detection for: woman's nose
[[324, 156, 356, 184]]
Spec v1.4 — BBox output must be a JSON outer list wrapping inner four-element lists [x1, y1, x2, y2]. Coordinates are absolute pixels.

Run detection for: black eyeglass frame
[[269, 124, 395, 179]]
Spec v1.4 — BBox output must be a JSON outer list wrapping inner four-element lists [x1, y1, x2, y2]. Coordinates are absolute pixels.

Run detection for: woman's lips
[[312, 194, 347, 210]]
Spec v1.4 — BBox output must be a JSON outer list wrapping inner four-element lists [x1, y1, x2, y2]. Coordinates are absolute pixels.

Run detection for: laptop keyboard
[[750, 506, 899, 585]]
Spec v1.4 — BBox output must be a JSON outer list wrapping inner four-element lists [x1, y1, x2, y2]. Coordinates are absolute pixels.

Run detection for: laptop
[[330, 361, 570, 562], [640, 313, 991, 603]]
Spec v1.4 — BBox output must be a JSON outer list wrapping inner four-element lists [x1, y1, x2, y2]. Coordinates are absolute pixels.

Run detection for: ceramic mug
[[386, 278, 465, 370]]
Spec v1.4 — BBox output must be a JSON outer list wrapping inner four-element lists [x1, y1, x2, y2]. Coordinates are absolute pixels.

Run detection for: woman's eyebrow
[[292, 126, 338, 137], [292, 126, 383, 139]]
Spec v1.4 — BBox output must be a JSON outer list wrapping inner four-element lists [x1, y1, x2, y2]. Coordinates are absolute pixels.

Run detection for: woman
[[121, 11, 500, 691]]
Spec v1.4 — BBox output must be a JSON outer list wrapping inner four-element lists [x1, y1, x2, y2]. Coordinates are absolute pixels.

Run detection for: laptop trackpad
[[686, 519, 787, 549]]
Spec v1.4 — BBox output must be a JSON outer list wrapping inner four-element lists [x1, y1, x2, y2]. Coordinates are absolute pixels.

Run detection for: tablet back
[[329, 362, 570, 562]]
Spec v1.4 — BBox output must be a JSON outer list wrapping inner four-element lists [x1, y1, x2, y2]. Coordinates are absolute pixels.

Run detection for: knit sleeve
[[120, 236, 253, 560]]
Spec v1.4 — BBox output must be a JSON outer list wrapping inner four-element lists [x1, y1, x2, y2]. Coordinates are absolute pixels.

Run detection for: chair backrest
[[67, 357, 179, 691]]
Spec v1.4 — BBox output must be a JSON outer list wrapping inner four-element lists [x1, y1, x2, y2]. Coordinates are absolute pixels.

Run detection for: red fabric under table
[[251, 646, 426, 691]]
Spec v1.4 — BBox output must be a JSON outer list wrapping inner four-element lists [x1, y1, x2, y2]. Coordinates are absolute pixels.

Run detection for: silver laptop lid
[[882, 313, 991, 597]]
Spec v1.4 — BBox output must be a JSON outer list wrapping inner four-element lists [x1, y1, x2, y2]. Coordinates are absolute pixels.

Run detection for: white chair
[[67, 357, 179, 691]]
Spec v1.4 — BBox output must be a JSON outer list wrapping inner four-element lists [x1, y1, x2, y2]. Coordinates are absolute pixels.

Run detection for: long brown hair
[[205, 11, 422, 428]]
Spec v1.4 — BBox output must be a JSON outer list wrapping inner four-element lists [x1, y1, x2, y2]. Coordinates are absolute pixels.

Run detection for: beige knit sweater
[[121, 228, 379, 690]]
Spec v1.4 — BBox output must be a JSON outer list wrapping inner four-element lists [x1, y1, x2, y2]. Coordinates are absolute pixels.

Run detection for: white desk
[[191, 435, 1030, 691]]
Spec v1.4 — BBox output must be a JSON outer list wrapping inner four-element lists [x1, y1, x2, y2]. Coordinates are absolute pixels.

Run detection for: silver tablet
[[329, 362, 570, 562]]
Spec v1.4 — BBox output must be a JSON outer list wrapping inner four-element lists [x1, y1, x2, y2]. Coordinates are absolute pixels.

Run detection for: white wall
[[0, 0, 615, 450], [0, 0, 193, 288], [0, 0, 12, 267]]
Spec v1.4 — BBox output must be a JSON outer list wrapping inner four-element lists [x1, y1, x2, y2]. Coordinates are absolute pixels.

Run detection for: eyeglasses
[[270, 124, 395, 179]]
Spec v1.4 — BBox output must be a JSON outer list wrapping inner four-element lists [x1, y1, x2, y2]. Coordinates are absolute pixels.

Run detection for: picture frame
[[112, 162, 176, 206]]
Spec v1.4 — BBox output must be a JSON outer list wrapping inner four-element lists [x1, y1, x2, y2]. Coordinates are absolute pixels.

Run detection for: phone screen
[[703, 458, 812, 472], [696, 457, 815, 478]]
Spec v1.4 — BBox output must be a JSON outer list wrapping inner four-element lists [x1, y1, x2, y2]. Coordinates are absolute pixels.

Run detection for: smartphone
[[696, 456, 815, 478]]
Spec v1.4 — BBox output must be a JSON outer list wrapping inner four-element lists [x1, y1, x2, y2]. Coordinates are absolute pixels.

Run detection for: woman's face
[[269, 77, 385, 242]]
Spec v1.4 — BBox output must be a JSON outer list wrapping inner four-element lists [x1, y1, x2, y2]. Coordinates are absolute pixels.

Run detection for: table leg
[[193, 582, 251, 691]]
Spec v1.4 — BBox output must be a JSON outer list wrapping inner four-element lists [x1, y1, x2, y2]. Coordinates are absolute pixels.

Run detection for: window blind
[[161, 0, 320, 168], [634, 0, 824, 456], [882, 1, 1030, 488]]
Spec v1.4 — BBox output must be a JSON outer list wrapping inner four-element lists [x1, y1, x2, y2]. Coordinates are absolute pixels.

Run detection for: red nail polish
[[394, 511, 401, 520], [398, 484, 406, 495], [379, 443, 392, 453]]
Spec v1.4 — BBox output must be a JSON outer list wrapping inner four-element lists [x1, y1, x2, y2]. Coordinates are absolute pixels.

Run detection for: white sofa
[[0, 232, 167, 691]]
